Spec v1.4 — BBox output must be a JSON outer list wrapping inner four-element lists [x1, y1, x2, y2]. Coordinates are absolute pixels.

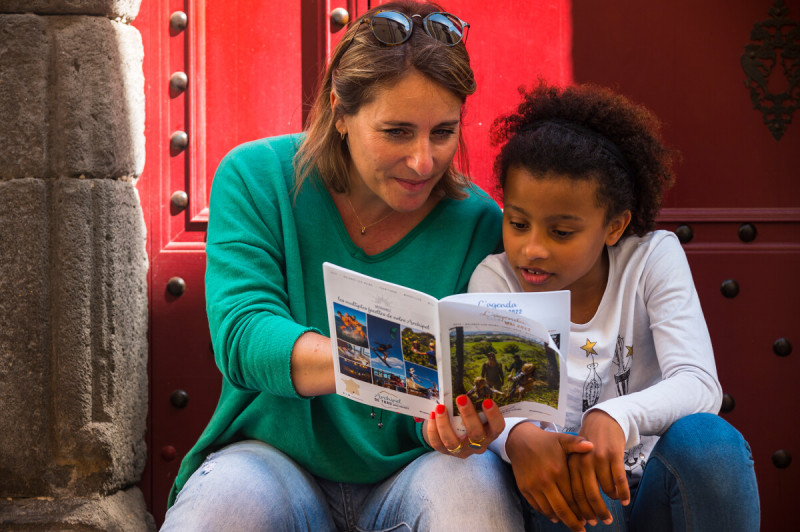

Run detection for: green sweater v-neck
[[169, 133, 502, 506]]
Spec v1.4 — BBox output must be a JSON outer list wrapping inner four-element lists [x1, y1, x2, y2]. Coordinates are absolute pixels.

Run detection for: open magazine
[[323, 263, 571, 432]]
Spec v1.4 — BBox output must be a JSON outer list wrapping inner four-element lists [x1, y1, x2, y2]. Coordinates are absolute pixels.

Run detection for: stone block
[[0, 1, 141, 20], [0, 15, 49, 178], [0, 486, 156, 531], [49, 16, 145, 179], [0, 177, 148, 497], [0, 15, 145, 180]]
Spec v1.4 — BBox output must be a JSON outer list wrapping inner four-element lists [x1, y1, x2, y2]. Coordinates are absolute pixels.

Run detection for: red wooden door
[[571, 1, 799, 529], [135, 0, 572, 525]]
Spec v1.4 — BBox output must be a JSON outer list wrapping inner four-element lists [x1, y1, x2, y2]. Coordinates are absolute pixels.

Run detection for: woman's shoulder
[[213, 133, 306, 191], [223, 133, 305, 167]]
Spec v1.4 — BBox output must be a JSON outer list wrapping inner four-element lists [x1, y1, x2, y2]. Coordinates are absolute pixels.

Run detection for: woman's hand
[[568, 410, 629, 526], [507, 422, 594, 532], [424, 395, 505, 459]]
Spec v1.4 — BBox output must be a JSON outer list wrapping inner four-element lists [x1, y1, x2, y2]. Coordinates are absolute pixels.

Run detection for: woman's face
[[334, 69, 462, 212]]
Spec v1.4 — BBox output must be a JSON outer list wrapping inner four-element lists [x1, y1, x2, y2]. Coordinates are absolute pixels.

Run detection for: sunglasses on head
[[339, 10, 469, 59]]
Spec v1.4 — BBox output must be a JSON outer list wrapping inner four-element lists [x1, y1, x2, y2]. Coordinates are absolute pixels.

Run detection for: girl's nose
[[522, 231, 549, 260]]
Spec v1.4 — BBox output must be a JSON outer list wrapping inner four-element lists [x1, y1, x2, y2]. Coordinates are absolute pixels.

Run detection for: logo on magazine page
[[374, 390, 403, 408]]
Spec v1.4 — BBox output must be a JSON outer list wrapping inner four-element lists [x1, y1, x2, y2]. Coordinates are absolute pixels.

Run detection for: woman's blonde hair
[[294, 0, 476, 199]]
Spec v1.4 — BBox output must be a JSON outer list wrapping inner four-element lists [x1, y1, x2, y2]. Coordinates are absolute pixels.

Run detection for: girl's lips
[[519, 267, 552, 285]]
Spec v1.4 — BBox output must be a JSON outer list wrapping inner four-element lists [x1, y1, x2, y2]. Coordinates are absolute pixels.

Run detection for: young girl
[[468, 82, 760, 531]]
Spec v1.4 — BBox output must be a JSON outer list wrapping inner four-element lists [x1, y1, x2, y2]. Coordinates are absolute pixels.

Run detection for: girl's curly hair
[[490, 81, 678, 237]]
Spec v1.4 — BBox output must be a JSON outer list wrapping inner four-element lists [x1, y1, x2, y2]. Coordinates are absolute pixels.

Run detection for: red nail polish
[[482, 399, 494, 410], [436, 404, 446, 415], [429, 411, 436, 420], [456, 395, 468, 407]]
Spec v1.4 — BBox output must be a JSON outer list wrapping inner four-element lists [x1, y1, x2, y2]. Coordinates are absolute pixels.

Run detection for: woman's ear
[[606, 210, 632, 246], [331, 91, 345, 135]]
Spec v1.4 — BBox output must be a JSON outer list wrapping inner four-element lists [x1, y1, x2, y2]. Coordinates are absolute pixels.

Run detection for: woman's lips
[[394, 176, 432, 192]]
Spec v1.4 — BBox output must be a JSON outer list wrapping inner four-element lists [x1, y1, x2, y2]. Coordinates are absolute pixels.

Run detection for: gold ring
[[468, 435, 487, 449], [446, 441, 463, 454]]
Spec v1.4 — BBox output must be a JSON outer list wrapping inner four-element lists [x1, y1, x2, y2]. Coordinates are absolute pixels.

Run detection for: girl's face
[[334, 69, 462, 212], [502, 167, 630, 306]]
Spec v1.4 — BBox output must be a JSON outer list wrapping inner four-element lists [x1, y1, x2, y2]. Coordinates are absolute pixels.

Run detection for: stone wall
[[0, 1, 152, 530]]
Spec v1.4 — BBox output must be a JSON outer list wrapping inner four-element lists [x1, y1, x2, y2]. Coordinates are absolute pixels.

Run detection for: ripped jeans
[[160, 440, 523, 532]]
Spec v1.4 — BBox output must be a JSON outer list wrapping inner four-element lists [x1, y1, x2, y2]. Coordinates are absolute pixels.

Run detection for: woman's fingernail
[[456, 395, 468, 407], [435, 404, 446, 415], [429, 411, 436, 420], [482, 399, 494, 410], [413, 417, 423, 423]]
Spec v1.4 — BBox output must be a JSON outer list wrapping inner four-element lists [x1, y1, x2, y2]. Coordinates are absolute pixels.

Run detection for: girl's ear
[[606, 210, 632, 246]]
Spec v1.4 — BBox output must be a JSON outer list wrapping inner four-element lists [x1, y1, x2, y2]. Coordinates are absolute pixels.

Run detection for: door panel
[[571, 1, 799, 528], [136, 0, 572, 525]]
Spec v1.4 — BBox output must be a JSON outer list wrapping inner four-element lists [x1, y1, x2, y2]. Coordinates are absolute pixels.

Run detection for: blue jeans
[[161, 440, 523, 531], [523, 413, 760, 531]]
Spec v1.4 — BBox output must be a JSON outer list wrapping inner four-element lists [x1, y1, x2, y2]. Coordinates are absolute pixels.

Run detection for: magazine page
[[323, 263, 443, 418], [439, 295, 569, 434]]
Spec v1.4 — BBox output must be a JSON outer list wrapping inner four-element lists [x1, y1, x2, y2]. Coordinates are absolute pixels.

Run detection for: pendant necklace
[[346, 195, 394, 236]]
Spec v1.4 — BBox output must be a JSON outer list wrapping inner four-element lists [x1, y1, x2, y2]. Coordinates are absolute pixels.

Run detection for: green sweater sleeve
[[205, 136, 316, 398]]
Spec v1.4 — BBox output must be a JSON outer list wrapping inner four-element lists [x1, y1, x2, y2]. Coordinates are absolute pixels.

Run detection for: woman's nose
[[407, 138, 434, 176]]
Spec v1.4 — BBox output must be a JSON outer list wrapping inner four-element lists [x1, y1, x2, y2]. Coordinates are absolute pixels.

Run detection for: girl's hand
[[507, 423, 595, 532], [424, 395, 504, 459], [568, 410, 629, 526]]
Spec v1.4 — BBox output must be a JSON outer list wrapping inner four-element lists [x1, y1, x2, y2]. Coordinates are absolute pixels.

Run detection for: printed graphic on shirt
[[624, 443, 646, 477], [612, 335, 633, 396], [581, 338, 601, 412]]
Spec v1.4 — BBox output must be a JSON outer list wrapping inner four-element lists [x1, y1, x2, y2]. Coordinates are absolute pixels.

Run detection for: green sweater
[[169, 133, 502, 506]]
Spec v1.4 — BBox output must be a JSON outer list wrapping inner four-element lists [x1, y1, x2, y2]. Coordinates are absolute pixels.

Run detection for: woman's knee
[[162, 441, 334, 531], [406, 452, 523, 529]]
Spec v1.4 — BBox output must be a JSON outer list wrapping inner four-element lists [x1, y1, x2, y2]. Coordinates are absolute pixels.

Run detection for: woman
[[161, 2, 533, 530]]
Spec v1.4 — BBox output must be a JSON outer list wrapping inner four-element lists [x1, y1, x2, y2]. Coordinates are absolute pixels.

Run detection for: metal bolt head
[[719, 393, 735, 413], [169, 71, 189, 97], [772, 449, 792, 469], [171, 190, 189, 211], [674, 224, 694, 244], [170, 11, 188, 34], [170, 389, 190, 409], [331, 7, 350, 27], [170, 131, 189, 155], [167, 276, 186, 296], [720, 279, 740, 298], [773, 337, 792, 357], [738, 223, 757, 243]]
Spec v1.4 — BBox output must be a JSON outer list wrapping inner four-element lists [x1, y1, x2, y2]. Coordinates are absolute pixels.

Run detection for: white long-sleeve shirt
[[469, 230, 722, 482]]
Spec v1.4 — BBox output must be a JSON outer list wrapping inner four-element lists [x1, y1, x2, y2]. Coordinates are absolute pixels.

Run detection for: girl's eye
[[552, 229, 574, 238], [508, 220, 528, 230]]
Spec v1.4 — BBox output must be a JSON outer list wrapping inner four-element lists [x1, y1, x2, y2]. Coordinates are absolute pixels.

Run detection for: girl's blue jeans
[[523, 413, 760, 531], [160, 439, 523, 531]]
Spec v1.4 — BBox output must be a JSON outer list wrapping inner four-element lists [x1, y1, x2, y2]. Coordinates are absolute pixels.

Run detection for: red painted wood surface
[[135, 0, 571, 525], [137, 0, 798, 528], [571, 1, 799, 529]]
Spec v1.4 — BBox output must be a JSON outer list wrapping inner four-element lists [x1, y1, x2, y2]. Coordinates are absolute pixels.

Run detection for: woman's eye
[[384, 128, 406, 137], [432, 128, 456, 138]]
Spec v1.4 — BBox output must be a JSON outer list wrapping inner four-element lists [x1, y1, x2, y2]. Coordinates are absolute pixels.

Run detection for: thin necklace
[[346, 195, 394, 236]]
